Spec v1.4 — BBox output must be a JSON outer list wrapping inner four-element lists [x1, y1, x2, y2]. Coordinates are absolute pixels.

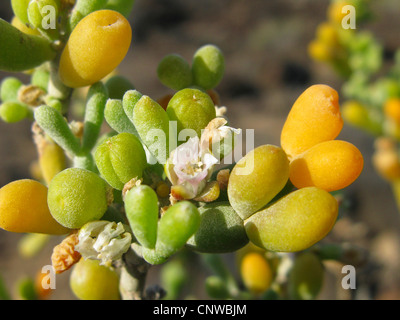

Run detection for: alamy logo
[[341, 265, 356, 290], [41, 5, 57, 30], [342, 5, 356, 30], [41, 265, 56, 290]]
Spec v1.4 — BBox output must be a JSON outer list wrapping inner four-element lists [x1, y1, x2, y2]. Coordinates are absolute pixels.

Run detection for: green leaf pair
[[157, 44, 225, 91], [124, 190, 200, 265]]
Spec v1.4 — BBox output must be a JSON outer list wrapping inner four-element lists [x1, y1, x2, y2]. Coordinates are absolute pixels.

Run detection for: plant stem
[[119, 244, 150, 300]]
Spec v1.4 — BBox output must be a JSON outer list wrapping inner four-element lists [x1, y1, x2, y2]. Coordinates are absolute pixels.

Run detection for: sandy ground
[[1, 0, 400, 300]]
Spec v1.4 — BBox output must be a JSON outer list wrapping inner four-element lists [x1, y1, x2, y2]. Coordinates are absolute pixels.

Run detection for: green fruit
[[11, 0, 31, 24], [157, 54, 192, 90], [228, 145, 290, 220], [133, 95, 169, 164], [31, 68, 50, 92], [70, 258, 120, 300], [69, 0, 108, 30], [95, 132, 147, 190], [0, 19, 56, 72], [186, 202, 248, 253], [0, 101, 30, 123], [157, 201, 200, 258], [104, 99, 139, 136], [161, 259, 188, 299], [105, 0, 135, 17], [17, 277, 37, 300], [166, 88, 216, 138], [48, 168, 108, 229], [288, 252, 324, 300], [0, 77, 23, 102], [124, 185, 159, 249], [27, 0, 59, 29], [205, 276, 230, 299], [192, 44, 225, 90], [244, 187, 338, 252], [122, 89, 142, 123], [105, 75, 134, 99]]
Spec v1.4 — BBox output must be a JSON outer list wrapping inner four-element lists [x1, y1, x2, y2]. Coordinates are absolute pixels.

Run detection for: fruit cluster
[[309, 0, 400, 211], [0, 1, 363, 300]]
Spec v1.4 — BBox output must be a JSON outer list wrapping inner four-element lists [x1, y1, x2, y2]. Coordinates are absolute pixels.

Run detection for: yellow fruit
[[289, 140, 364, 192], [227, 145, 290, 220], [288, 252, 324, 300], [59, 10, 132, 88], [308, 40, 334, 62], [316, 22, 339, 47], [384, 98, 400, 124], [328, 1, 352, 25], [372, 148, 400, 181], [240, 252, 272, 295], [281, 85, 343, 160], [39, 142, 66, 185], [11, 16, 40, 36], [0, 179, 69, 234], [245, 187, 338, 252], [70, 258, 120, 300]]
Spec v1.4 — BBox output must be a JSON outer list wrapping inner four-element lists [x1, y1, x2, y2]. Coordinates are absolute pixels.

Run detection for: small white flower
[[166, 136, 218, 199], [201, 118, 242, 159], [75, 221, 132, 266], [165, 118, 241, 199]]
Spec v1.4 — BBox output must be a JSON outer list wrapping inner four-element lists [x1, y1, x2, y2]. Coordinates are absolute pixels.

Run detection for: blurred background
[[1, 0, 400, 300]]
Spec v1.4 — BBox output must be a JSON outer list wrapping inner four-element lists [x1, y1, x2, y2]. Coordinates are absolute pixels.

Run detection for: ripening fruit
[[157, 54, 193, 90], [11, 0, 31, 24], [240, 252, 273, 295], [372, 138, 400, 181], [47, 168, 108, 229], [308, 40, 334, 62], [11, 16, 40, 36], [156, 201, 200, 258], [166, 88, 216, 138], [289, 140, 364, 192], [228, 145, 290, 220], [281, 85, 343, 160], [316, 23, 339, 47], [59, 10, 132, 88], [244, 187, 338, 252], [70, 258, 120, 300], [0, 179, 69, 234], [124, 185, 159, 249], [31, 68, 50, 92], [328, 1, 352, 25], [288, 252, 324, 300], [192, 44, 225, 90], [94, 132, 147, 190], [0, 77, 23, 102], [186, 202, 249, 253], [384, 98, 400, 124], [39, 142, 66, 185], [0, 101, 30, 123]]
